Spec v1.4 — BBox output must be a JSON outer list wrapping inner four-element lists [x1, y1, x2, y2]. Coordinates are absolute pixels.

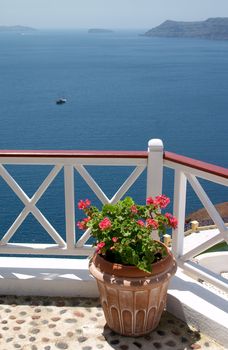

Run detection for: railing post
[[64, 165, 76, 249], [172, 169, 187, 258], [147, 139, 164, 240], [146, 139, 164, 198]]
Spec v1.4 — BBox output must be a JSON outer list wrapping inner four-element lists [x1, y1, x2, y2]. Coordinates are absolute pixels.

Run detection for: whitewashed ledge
[[168, 268, 228, 347], [0, 256, 227, 347], [0, 257, 97, 298]]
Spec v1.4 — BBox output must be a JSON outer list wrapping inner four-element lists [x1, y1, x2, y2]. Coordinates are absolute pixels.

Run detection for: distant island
[[143, 18, 228, 40], [0, 25, 36, 33], [88, 28, 113, 34]]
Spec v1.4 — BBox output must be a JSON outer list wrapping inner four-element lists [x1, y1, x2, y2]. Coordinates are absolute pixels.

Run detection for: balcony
[[0, 139, 227, 348]]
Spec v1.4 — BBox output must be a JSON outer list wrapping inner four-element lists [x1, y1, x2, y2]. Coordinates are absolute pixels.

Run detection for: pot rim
[[91, 240, 175, 278]]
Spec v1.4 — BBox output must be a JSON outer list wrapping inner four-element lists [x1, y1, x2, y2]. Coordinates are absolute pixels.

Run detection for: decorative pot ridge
[[89, 253, 177, 288]]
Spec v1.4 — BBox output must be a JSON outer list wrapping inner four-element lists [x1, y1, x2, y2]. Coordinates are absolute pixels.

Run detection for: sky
[[1, 0, 228, 29]]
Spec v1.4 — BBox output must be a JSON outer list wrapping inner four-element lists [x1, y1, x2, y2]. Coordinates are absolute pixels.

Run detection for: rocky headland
[[186, 202, 228, 227], [144, 18, 228, 40]]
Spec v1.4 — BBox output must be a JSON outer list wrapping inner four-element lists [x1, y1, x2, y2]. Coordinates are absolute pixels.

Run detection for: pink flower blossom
[[146, 197, 155, 205], [165, 213, 178, 229], [137, 220, 145, 227], [84, 217, 91, 223], [146, 218, 159, 229], [154, 195, 170, 209], [78, 199, 91, 210], [112, 237, 118, 242], [96, 241, 106, 254], [77, 220, 86, 230], [131, 205, 138, 214], [97, 241, 105, 249], [76, 217, 91, 230], [99, 217, 112, 230]]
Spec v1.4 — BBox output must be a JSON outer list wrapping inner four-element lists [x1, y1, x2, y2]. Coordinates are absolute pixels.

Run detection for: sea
[[0, 29, 227, 246]]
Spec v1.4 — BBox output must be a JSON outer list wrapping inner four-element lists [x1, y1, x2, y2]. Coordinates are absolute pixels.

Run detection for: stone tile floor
[[0, 296, 225, 350]]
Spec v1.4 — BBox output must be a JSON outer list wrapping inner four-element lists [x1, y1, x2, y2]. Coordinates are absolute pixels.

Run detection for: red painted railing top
[[0, 149, 227, 179], [164, 151, 228, 179], [0, 150, 148, 158]]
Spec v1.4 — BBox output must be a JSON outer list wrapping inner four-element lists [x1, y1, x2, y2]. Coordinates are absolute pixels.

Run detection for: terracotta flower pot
[[89, 242, 177, 337]]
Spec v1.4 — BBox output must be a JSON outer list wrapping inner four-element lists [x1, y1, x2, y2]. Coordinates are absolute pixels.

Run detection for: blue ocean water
[[0, 30, 227, 245]]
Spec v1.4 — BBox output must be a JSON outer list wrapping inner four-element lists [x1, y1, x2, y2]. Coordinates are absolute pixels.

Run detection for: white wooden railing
[[0, 139, 227, 292], [164, 151, 228, 292], [0, 143, 151, 256]]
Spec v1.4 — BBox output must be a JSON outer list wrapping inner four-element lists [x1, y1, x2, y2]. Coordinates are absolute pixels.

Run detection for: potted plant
[[77, 195, 177, 336]]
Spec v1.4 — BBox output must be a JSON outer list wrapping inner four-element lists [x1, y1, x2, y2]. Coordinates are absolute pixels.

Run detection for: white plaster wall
[[195, 252, 228, 275]]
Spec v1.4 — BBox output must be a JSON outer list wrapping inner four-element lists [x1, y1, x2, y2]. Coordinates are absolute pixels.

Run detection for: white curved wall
[[196, 252, 228, 276]]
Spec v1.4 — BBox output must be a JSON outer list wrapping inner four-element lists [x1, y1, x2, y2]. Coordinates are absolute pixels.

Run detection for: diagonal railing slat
[[1, 206, 30, 245], [186, 173, 228, 242], [74, 164, 110, 204], [30, 206, 66, 247], [110, 166, 146, 204], [181, 231, 223, 261], [0, 164, 31, 205], [30, 165, 62, 203], [76, 228, 92, 248]]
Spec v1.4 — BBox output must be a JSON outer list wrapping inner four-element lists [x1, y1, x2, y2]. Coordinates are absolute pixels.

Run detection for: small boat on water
[[56, 98, 67, 105]]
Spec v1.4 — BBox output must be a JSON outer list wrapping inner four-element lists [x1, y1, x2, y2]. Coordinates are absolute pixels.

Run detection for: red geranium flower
[[165, 213, 178, 229], [99, 217, 112, 230], [146, 197, 155, 205], [130, 205, 138, 214], [137, 220, 145, 227], [77, 199, 91, 210], [146, 218, 159, 229], [154, 195, 170, 209]]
